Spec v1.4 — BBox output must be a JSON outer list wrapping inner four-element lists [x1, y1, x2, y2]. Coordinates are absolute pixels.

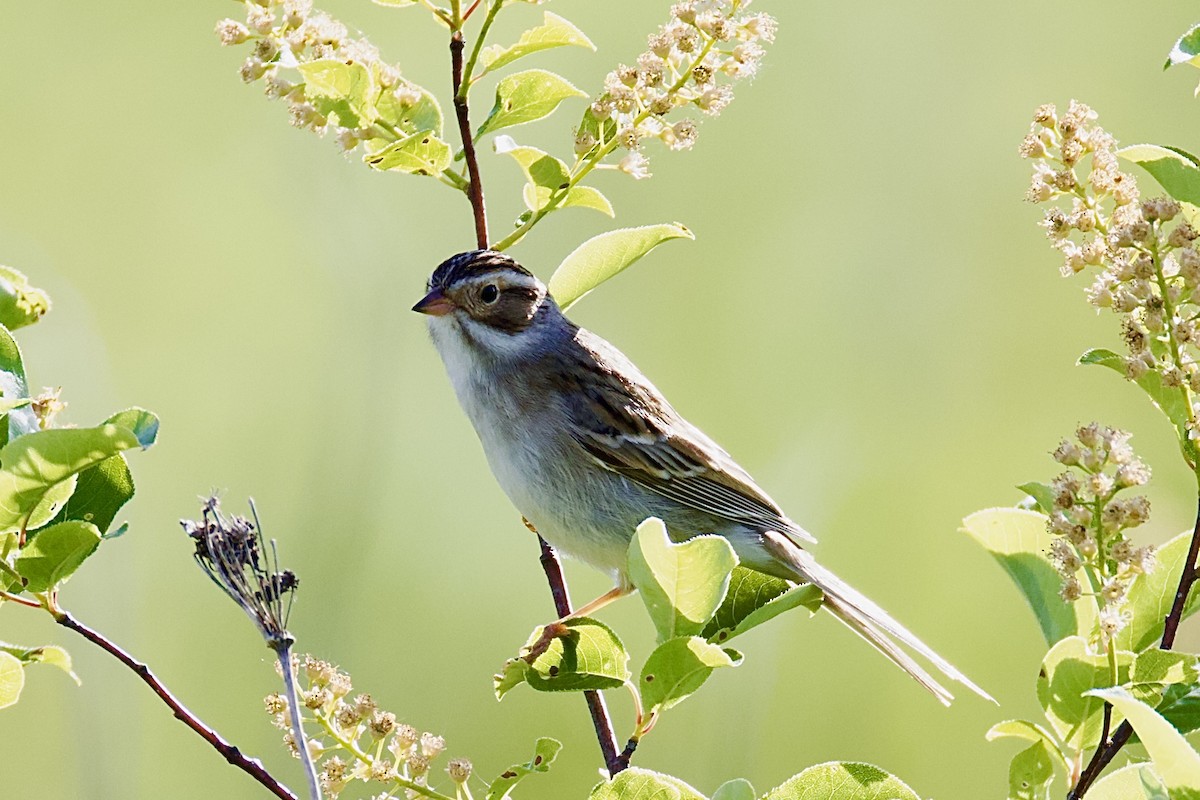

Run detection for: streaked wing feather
[[561, 330, 809, 540]]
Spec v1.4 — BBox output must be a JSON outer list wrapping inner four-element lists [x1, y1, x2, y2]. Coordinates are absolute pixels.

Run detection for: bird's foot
[[522, 621, 571, 663]]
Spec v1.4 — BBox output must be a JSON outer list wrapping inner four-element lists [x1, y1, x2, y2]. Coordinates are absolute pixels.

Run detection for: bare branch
[[450, 31, 488, 249], [535, 535, 632, 775], [55, 609, 298, 800]]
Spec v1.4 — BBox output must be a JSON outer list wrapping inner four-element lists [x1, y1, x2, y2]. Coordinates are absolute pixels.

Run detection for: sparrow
[[413, 249, 990, 705]]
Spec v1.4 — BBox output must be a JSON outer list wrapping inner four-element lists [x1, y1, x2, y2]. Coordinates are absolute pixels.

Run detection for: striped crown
[[428, 250, 534, 292]]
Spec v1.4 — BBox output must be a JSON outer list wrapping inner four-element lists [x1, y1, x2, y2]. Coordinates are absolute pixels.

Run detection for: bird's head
[[414, 250, 564, 364]]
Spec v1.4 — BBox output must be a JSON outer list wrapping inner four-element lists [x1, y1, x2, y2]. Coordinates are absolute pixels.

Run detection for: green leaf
[[1008, 742, 1053, 800], [1088, 763, 1168, 800], [0, 651, 24, 709], [494, 617, 630, 698], [1016, 482, 1057, 516], [1118, 528, 1200, 651], [1037, 635, 1134, 750], [640, 636, 742, 715], [706, 580, 821, 645], [711, 778, 755, 800], [762, 762, 921, 800], [1134, 649, 1199, 685], [1118, 145, 1200, 207], [1167, 24, 1200, 69], [715, 587, 822, 647], [0, 642, 79, 685], [0, 267, 50, 331], [298, 59, 376, 128], [628, 518, 738, 643], [477, 69, 585, 135], [985, 719, 1070, 775], [374, 84, 443, 138], [704, 567, 790, 638], [493, 657, 529, 700], [1079, 348, 1191, 442], [549, 223, 695, 311], [0, 423, 142, 533], [48, 454, 134, 535], [484, 737, 561, 800], [1155, 681, 1200, 736], [494, 136, 570, 208], [15, 521, 102, 592], [522, 184, 614, 216], [0, 325, 38, 444], [1130, 651, 1200, 728], [24, 645, 78, 684], [104, 408, 159, 449], [494, 136, 615, 217], [479, 12, 595, 76], [588, 768, 707, 800], [1090, 687, 1200, 798], [559, 185, 614, 216], [364, 130, 453, 176], [961, 508, 1095, 646]]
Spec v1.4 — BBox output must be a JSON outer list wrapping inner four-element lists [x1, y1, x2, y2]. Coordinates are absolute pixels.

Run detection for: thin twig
[[0, 589, 40, 608], [1068, 492, 1200, 798], [54, 609, 297, 800], [535, 535, 627, 775], [450, 31, 488, 249]]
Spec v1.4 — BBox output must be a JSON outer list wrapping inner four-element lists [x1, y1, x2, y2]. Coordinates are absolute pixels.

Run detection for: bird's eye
[[481, 284, 500, 304]]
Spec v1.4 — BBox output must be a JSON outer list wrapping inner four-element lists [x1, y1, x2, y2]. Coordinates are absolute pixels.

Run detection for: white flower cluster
[[270, 655, 468, 799], [1021, 102, 1200, 437], [583, 0, 776, 179], [216, 0, 422, 153], [1044, 423, 1156, 644]]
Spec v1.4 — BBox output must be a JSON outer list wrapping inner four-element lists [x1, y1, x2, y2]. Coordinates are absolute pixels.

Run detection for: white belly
[[429, 316, 635, 581]]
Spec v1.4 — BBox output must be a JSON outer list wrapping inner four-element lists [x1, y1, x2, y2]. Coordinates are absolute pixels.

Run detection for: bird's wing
[[559, 330, 815, 543]]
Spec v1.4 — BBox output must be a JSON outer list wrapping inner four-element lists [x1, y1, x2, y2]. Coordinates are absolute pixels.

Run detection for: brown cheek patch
[[483, 293, 537, 334]]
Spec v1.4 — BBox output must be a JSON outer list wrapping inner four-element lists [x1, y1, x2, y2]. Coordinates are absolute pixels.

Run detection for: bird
[[413, 248, 990, 705]]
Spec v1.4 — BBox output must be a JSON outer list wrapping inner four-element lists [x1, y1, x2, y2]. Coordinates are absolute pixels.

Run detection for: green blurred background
[[3, 1, 1200, 797]]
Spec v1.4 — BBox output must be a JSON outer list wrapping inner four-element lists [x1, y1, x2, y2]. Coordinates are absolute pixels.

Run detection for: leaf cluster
[[0, 268, 158, 708], [497, 518, 922, 798]]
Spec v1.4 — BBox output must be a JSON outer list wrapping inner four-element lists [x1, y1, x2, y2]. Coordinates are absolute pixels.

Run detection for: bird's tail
[[762, 531, 994, 706]]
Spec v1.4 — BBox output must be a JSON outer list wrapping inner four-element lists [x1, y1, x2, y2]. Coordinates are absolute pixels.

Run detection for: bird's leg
[[522, 515, 634, 656], [524, 584, 635, 660], [563, 585, 632, 622], [523, 517, 633, 621]]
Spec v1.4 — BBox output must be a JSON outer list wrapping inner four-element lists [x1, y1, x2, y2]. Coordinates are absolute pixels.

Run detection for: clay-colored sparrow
[[414, 249, 990, 705]]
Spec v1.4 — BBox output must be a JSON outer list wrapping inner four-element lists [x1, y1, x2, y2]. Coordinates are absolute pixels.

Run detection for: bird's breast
[[428, 316, 638, 578]]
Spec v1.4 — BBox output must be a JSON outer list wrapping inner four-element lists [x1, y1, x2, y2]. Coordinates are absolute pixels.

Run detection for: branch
[[450, 31, 488, 249], [55, 609, 298, 800], [535, 535, 633, 775], [1068, 491, 1200, 798]]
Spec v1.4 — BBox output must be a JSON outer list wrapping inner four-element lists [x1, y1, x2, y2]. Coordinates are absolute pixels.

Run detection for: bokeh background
[[3, 1, 1200, 797]]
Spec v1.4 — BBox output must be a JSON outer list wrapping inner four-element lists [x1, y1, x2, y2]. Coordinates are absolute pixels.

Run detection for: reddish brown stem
[[55, 610, 297, 800], [535, 535, 630, 775], [450, 31, 488, 249], [1068, 492, 1200, 799]]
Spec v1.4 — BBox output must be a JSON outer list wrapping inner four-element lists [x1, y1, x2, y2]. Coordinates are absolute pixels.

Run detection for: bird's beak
[[412, 288, 454, 317]]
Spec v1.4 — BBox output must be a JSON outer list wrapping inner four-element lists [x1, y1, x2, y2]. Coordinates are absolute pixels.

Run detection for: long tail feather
[[762, 531, 995, 705]]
